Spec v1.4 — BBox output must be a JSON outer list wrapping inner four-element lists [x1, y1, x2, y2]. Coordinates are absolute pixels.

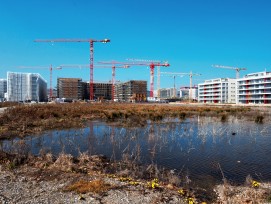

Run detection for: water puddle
[[1, 116, 271, 187]]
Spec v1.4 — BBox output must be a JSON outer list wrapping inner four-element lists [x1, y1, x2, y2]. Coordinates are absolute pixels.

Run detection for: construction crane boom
[[17, 65, 61, 100], [99, 60, 170, 97], [34, 38, 110, 100], [212, 64, 246, 79], [58, 64, 129, 101]]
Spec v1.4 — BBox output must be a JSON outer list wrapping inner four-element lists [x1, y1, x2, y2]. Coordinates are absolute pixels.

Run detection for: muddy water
[[1, 117, 271, 187]]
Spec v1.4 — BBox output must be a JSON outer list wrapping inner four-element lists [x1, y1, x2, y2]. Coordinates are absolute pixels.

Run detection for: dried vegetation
[[0, 102, 258, 139]]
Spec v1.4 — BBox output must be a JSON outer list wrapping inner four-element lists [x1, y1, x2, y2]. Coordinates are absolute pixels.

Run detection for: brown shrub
[[65, 179, 112, 194]]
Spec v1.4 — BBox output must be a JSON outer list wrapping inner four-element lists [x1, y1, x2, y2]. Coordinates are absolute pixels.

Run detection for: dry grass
[[215, 183, 271, 203], [65, 179, 112, 194], [0, 103, 255, 139]]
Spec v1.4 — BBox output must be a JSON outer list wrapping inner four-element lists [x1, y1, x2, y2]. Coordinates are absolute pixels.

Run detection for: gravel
[[0, 165, 186, 204]]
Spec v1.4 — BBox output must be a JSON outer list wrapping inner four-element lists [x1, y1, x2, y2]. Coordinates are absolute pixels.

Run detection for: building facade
[[236, 71, 271, 104], [159, 88, 179, 99], [81, 82, 112, 100], [179, 86, 198, 101], [7, 72, 47, 102], [0, 79, 7, 102], [57, 78, 83, 100], [198, 78, 236, 103], [115, 80, 147, 102]]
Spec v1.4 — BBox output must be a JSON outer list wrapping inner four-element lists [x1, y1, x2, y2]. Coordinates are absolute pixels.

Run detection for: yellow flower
[[178, 189, 184, 195], [119, 177, 132, 182], [188, 197, 195, 204], [129, 181, 140, 186], [147, 178, 159, 189], [252, 180, 260, 188]]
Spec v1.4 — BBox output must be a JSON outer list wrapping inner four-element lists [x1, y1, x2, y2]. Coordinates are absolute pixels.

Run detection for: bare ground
[[0, 164, 186, 204]]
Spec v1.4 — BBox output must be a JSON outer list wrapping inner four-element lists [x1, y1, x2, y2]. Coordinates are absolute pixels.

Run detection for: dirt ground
[[0, 151, 270, 204], [0, 164, 186, 204]]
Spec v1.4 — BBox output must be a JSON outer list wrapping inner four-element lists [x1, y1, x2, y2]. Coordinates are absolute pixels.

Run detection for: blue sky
[[0, 0, 271, 89]]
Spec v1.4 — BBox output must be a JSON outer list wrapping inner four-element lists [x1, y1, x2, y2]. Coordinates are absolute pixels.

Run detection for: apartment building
[[236, 71, 271, 104], [159, 88, 177, 98], [198, 78, 236, 103], [115, 80, 147, 102], [81, 82, 112, 100], [7, 72, 47, 102], [179, 86, 198, 100], [57, 78, 83, 100], [0, 79, 7, 101]]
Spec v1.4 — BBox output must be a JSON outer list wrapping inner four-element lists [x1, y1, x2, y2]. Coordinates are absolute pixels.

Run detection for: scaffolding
[[115, 80, 147, 102], [7, 72, 47, 102], [57, 78, 83, 100]]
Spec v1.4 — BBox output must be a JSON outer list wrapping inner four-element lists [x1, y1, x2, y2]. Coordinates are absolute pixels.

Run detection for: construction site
[[0, 38, 269, 105]]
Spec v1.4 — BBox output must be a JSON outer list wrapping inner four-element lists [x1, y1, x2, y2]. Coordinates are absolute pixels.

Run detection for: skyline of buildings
[[2, 70, 271, 105]]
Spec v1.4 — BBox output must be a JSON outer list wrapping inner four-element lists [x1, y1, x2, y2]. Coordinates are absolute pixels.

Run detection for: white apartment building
[[198, 78, 236, 103], [160, 88, 177, 98], [7, 72, 47, 102], [179, 86, 198, 101], [236, 71, 271, 104]]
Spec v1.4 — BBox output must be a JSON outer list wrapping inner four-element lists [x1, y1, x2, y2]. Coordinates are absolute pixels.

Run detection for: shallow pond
[[1, 116, 271, 188]]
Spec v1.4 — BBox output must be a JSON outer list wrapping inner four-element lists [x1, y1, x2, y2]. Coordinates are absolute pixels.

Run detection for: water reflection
[[1, 117, 271, 185]]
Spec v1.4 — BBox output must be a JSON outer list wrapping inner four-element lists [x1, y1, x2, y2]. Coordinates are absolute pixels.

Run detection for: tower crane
[[17, 65, 62, 100], [58, 64, 129, 101], [212, 64, 246, 79], [159, 73, 183, 98], [34, 38, 110, 100], [160, 71, 201, 101], [99, 60, 170, 97]]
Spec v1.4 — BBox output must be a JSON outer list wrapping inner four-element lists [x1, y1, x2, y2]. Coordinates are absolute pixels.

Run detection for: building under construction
[[57, 78, 83, 100], [115, 80, 147, 102], [82, 82, 112, 100]]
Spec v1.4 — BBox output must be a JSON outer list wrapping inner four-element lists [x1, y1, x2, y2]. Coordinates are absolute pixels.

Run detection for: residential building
[[82, 82, 112, 100], [0, 79, 7, 102], [179, 86, 198, 101], [57, 78, 83, 100], [160, 88, 177, 98], [7, 72, 47, 102], [236, 71, 271, 104], [198, 78, 236, 103], [115, 80, 147, 102]]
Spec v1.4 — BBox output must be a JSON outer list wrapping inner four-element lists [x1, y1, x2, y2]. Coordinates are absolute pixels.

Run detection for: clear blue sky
[[0, 0, 271, 89]]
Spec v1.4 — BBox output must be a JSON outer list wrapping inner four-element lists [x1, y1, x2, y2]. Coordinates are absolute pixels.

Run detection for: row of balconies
[[238, 97, 271, 101], [237, 86, 271, 90], [198, 88, 229, 92], [238, 80, 271, 85], [238, 91, 271, 95]]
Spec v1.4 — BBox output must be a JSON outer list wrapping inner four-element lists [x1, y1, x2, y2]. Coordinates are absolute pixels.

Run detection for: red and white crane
[[34, 38, 110, 100], [99, 60, 170, 97], [212, 64, 246, 79], [17, 65, 62, 99], [58, 64, 129, 101]]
